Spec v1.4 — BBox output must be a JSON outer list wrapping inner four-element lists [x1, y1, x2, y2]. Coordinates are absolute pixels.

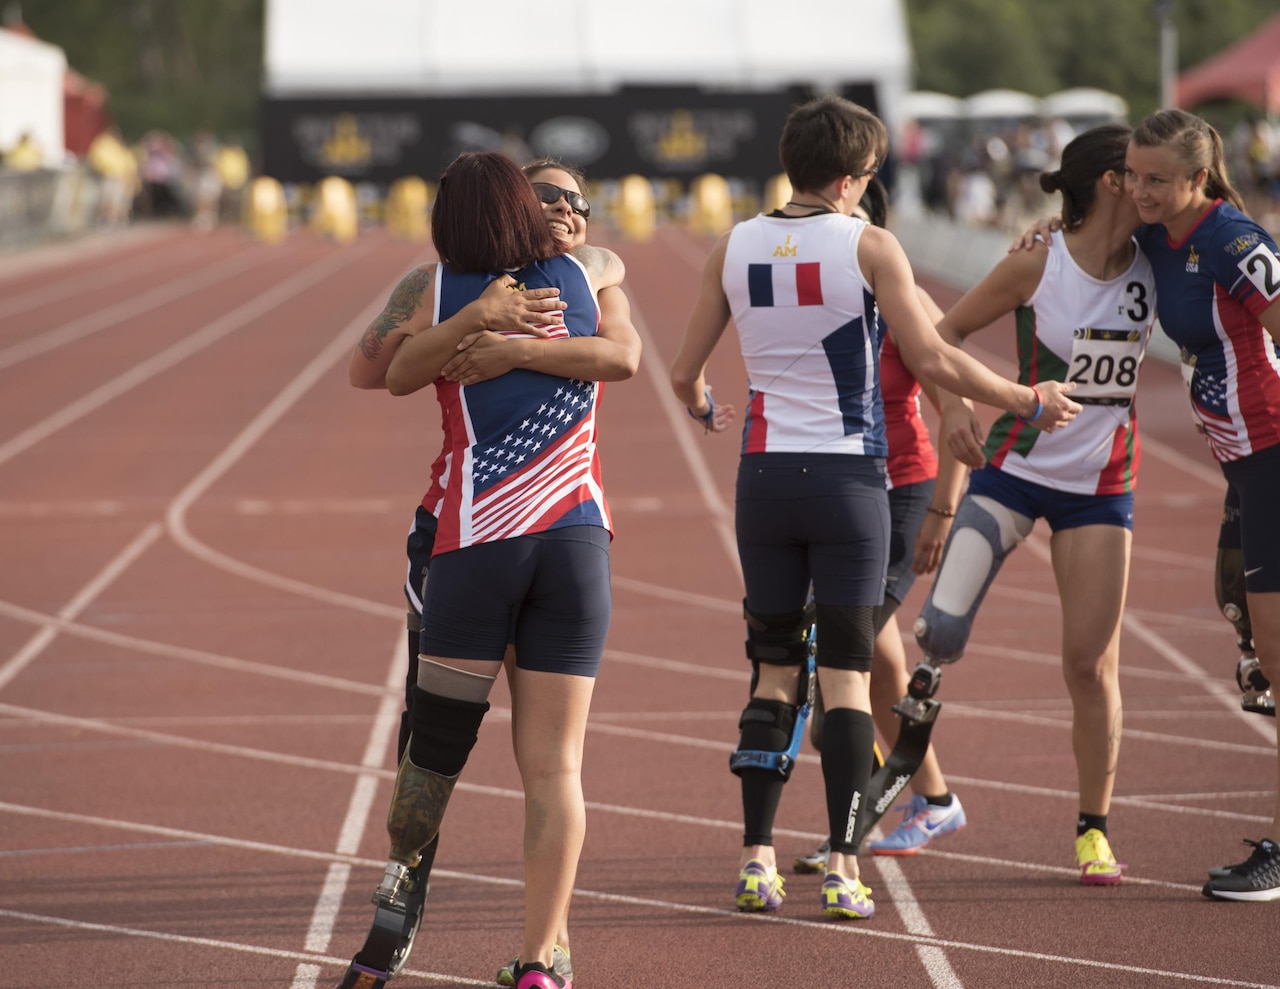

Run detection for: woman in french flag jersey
[[339, 152, 624, 989], [670, 96, 1080, 921], [920, 124, 1157, 887], [1125, 110, 1280, 902]]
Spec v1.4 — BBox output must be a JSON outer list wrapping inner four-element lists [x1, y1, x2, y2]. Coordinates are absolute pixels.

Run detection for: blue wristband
[[687, 387, 715, 428], [1016, 386, 1043, 424]]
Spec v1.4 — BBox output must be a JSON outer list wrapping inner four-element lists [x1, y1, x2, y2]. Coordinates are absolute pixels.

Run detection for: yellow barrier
[[616, 174, 656, 242], [385, 176, 431, 241], [762, 174, 792, 213], [687, 173, 734, 237], [242, 176, 288, 244], [310, 175, 358, 244]]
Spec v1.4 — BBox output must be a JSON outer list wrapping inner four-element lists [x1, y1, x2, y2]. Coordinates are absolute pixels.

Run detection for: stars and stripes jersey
[[983, 230, 1156, 495], [424, 253, 611, 555], [880, 328, 937, 489], [722, 212, 887, 456], [1134, 201, 1280, 463]]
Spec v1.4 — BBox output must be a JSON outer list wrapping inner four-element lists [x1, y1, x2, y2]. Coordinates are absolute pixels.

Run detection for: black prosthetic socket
[[408, 686, 489, 776], [822, 707, 876, 854], [397, 612, 421, 764]]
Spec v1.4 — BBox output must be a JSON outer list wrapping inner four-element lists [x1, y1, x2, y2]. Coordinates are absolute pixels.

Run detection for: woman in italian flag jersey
[[921, 124, 1156, 887], [1126, 110, 1280, 903]]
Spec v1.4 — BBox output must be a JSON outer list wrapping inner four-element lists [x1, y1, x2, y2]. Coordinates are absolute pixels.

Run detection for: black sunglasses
[[532, 182, 591, 220]]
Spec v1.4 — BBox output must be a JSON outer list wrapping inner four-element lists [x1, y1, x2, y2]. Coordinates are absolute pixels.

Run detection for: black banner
[[260, 84, 879, 186]]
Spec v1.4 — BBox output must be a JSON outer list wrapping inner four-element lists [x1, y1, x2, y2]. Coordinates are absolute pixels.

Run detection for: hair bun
[[1039, 170, 1062, 194]]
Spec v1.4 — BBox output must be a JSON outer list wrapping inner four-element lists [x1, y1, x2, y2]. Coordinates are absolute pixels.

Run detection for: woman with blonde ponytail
[[1127, 109, 1280, 903]]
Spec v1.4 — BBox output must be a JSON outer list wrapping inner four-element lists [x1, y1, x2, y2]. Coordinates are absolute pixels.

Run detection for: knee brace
[[812, 602, 876, 672], [913, 495, 1032, 664], [743, 601, 810, 666], [1215, 547, 1254, 651], [730, 697, 805, 779]]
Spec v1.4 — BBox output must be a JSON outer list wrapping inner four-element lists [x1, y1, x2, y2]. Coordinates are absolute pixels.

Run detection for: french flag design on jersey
[[748, 262, 824, 307]]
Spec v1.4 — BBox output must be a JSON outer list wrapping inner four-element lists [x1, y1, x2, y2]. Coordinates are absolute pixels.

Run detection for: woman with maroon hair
[[337, 151, 621, 989]]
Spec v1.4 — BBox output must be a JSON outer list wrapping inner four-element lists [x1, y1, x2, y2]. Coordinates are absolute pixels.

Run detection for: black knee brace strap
[[743, 601, 809, 665], [730, 697, 805, 779], [409, 687, 489, 777]]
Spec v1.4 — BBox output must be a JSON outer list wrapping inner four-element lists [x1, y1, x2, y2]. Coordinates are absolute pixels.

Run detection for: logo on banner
[[293, 112, 422, 176], [630, 107, 756, 171]]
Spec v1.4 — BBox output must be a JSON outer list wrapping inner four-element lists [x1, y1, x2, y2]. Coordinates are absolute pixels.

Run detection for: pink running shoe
[[513, 959, 570, 989]]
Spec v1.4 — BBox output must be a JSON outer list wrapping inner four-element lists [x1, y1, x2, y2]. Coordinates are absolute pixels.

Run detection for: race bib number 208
[[1067, 328, 1143, 406]]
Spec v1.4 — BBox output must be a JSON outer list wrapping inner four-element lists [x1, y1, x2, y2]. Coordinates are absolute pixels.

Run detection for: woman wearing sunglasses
[[344, 156, 638, 989]]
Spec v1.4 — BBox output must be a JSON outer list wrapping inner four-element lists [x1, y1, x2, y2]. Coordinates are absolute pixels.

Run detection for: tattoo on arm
[[358, 266, 434, 361]]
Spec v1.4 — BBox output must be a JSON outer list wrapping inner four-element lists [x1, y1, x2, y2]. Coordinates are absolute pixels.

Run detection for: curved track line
[[0, 248, 362, 468], [163, 277, 404, 618], [0, 597, 384, 696], [0, 523, 161, 693]]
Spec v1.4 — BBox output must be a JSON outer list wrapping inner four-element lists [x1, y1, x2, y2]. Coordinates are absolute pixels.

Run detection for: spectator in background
[[138, 131, 183, 218], [3, 132, 43, 171], [87, 127, 138, 226], [215, 140, 251, 222], [189, 130, 222, 231]]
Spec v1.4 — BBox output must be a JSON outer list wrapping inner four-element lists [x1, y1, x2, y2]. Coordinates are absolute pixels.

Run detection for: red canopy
[[1177, 12, 1280, 114]]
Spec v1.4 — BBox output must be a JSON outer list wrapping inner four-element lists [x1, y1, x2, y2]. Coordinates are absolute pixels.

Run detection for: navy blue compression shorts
[[420, 524, 612, 677], [967, 465, 1134, 532], [735, 453, 890, 613], [885, 478, 933, 607]]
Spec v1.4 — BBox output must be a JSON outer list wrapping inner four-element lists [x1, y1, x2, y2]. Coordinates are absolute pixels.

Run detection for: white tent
[[1043, 88, 1128, 126], [265, 0, 913, 125], [901, 91, 964, 122], [963, 89, 1045, 123], [0, 27, 65, 163]]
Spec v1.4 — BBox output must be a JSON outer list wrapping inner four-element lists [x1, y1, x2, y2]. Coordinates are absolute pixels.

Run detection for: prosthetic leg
[[851, 497, 1032, 846], [336, 683, 490, 988], [1217, 547, 1274, 717]]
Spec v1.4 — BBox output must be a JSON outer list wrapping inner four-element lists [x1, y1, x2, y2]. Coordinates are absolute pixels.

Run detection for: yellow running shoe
[[1075, 828, 1125, 885], [735, 860, 785, 911]]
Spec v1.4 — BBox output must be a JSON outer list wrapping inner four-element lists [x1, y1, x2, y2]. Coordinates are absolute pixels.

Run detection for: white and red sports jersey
[[722, 212, 887, 456], [424, 254, 611, 555], [1135, 201, 1280, 463], [983, 230, 1156, 495]]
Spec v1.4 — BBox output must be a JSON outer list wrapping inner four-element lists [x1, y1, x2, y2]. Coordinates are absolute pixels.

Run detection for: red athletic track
[[0, 221, 1275, 989]]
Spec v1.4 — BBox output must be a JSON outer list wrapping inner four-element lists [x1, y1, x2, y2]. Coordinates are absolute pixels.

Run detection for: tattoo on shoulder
[[571, 245, 623, 287], [359, 265, 434, 360]]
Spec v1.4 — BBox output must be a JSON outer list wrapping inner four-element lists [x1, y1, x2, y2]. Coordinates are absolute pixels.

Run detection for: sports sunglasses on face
[[531, 182, 591, 219]]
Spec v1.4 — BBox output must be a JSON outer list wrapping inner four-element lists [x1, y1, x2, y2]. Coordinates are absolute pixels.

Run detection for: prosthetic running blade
[[334, 864, 426, 988]]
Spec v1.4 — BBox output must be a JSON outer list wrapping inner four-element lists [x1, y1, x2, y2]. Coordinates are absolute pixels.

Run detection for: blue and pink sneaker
[[869, 792, 966, 856], [735, 859, 785, 912]]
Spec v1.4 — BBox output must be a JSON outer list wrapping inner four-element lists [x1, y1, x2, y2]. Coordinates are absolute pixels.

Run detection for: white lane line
[[1021, 534, 1275, 742], [0, 522, 162, 693], [0, 596, 389, 694], [164, 276, 403, 619], [0, 823, 1270, 988], [0, 247, 273, 370], [0, 238, 210, 321], [293, 630, 404, 985], [0, 247, 363, 468], [0, 908, 491, 987], [625, 286, 739, 580]]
